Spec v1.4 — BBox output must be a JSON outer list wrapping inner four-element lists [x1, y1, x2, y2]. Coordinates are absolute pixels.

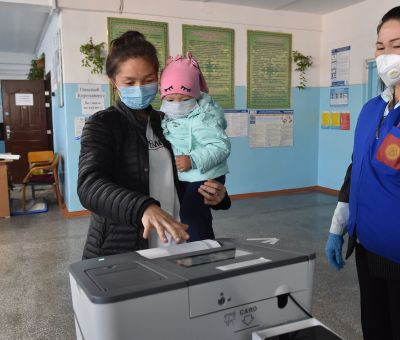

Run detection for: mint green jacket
[[161, 93, 230, 182]]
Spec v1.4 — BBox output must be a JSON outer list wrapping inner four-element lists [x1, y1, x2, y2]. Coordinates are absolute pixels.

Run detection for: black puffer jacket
[[78, 101, 230, 259]]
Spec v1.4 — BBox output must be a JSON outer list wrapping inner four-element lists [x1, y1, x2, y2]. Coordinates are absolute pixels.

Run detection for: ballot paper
[[137, 239, 221, 259], [0, 153, 20, 160]]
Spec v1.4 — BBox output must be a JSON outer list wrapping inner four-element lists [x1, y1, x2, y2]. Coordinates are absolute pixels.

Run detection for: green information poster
[[247, 31, 292, 109], [182, 25, 234, 109], [107, 17, 169, 107]]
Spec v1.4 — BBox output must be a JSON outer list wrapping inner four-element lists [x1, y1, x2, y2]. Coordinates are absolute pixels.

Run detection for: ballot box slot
[[170, 248, 251, 268], [262, 325, 341, 339], [252, 318, 343, 339]]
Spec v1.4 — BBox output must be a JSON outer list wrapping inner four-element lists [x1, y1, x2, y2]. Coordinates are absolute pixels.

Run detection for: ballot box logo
[[224, 312, 236, 326]]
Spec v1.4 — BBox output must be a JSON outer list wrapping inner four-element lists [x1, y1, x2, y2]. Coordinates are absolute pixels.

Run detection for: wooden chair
[[22, 151, 62, 211]]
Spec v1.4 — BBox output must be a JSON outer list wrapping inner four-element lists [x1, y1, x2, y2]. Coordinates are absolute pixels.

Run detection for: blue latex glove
[[325, 233, 345, 270]]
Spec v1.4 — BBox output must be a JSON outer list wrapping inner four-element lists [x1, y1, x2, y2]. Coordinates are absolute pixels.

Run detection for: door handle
[[5, 125, 12, 141]]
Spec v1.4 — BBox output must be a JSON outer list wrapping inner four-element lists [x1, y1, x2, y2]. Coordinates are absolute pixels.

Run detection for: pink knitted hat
[[160, 52, 208, 99]]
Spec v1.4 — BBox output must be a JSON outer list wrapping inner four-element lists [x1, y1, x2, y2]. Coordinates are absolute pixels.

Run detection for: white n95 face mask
[[160, 98, 198, 119], [376, 54, 400, 87]]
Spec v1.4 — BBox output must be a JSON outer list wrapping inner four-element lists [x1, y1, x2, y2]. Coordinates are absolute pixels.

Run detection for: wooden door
[[1, 80, 51, 183]]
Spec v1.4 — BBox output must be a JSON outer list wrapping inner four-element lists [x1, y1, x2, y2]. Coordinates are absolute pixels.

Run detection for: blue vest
[[348, 95, 400, 264]]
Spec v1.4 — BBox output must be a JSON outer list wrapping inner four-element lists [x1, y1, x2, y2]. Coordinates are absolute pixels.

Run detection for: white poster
[[76, 84, 105, 116], [224, 110, 248, 137], [81, 98, 105, 116], [74, 117, 86, 140], [249, 110, 293, 148], [15, 93, 34, 106], [331, 46, 351, 87], [76, 84, 105, 99], [330, 87, 349, 106]]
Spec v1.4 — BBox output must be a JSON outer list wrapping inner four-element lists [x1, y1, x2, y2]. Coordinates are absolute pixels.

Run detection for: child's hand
[[175, 155, 192, 172]]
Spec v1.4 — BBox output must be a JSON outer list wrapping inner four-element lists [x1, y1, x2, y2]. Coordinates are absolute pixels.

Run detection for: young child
[[159, 52, 231, 242]]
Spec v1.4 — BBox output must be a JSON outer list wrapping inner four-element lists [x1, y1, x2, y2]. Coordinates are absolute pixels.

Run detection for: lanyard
[[375, 115, 386, 140]]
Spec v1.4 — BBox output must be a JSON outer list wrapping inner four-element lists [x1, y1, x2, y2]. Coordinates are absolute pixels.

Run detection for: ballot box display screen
[[172, 248, 251, 268], [265, 325, 342, 340]]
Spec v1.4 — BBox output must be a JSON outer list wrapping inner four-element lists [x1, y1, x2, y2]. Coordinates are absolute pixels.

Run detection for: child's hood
[[187, 93, 227, 129]]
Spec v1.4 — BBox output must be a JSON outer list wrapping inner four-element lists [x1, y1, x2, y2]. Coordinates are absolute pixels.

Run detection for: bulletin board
[[107, 17, 169, 107], [182, 25, 235, 109], [247, 30, 292, 109]]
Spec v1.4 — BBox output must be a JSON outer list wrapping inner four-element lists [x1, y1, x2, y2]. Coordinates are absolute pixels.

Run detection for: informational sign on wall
[[182, 25, 234, 109], [331, 46, 350, 87], [81, 98, 105, 116], [107, 17, 169, 107], [74, 116, 86, 140], [340, 112, 350, 130], [331, 112, 341, 129], [247, 31, 292, 109], [330, 87, 349, 106], [249, 110, 293, 148], [55, 29, 64, 108], [224, 110, 248, 137], [76, 84, 106, 116], [321, 111, 350, 130], [321, 111, 331, 129]]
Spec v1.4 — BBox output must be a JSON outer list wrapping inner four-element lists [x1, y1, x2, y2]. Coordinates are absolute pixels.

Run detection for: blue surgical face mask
[[160, 98, 198, 119], [116, 82, 158, 110]]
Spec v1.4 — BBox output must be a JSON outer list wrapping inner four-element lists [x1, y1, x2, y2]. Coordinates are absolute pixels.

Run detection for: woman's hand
[[198, 179, 227, 206], [141, 204, 189, 243], [175, 155, 192, 172]]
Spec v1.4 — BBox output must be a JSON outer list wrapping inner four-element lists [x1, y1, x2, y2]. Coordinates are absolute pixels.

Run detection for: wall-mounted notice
[[247, 31, 292, 109], [74, 116, 86, 140], [331, 112, 341, 129], [76, 84, 106, 116], [330, 87, 349, 106], [321, 111, 331, 129], [56, 29, 64, 108], [249, 110, 293, 148], [107, 17, 169, 107], [224, 110, 248, 137], [331, 46, 350, 87], [321, 111, 350, 130], [15, 93, 34, 106], [340, 112, 350, 130], [81, 98, 105, 116], [182, 25, 234, 109]]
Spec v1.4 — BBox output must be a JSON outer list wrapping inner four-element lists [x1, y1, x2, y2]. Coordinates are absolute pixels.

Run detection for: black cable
[[288, 293, 313, 319]]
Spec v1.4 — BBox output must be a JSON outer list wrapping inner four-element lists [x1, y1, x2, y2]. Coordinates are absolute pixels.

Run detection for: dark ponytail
[[106, 31, 159, 80], [377, 6, 400, 34]]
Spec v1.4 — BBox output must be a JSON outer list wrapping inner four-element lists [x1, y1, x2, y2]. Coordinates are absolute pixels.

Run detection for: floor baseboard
[[60, 186, 339, 218], [230, 185, 338, 200]]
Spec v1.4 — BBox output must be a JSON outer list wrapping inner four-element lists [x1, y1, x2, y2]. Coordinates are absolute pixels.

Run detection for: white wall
[[320, 0, 400, 87], [2, 0, 51, 6], [53, 0, 324, 211], [58, 0, 322, 86], [36, 12, 60, 84]]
